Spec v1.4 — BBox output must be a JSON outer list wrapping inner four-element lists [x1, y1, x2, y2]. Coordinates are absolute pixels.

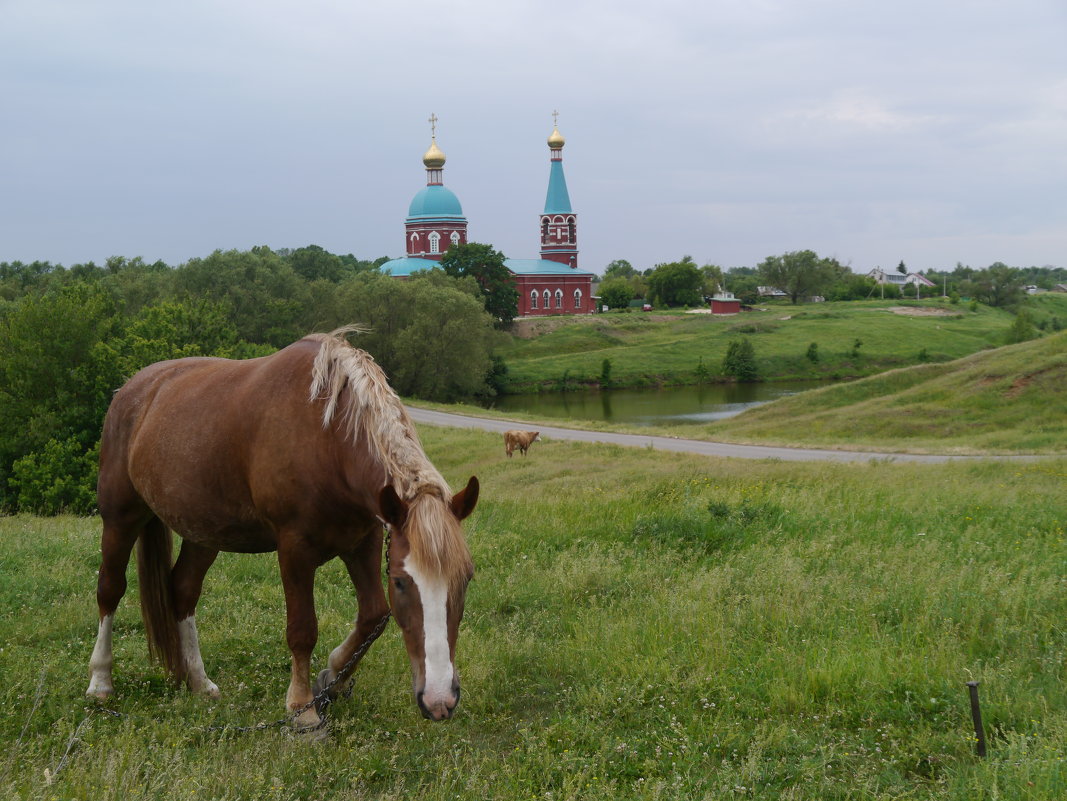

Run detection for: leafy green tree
[[826, 272, 877, 301], [10, 437, 99, 514], [963, 263, 1026, 308], [599, 277, 635, 310], [726, 272, 760, 305], [646, 256, 703, 307], [0, 283, 124, 509], [600, 358, 613, 388], [700, 264, 724, 297], [722, 338, 758, 381], [335, 272, 497, 401], [1004, 310, 1038, 344], [757, 250, 843, 304], [602, 259, 636, 280], [173, 247, 312, 346], [285, 245, 345, 283], [440, 242, 518, 327]]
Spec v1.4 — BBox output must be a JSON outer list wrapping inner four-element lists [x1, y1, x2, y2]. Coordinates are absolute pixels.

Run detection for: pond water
[[482, 381, 829, 427]]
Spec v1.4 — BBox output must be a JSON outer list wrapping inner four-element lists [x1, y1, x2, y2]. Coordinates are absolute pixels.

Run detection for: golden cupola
[[547, 126, 565, 150], [423, 138, 446, 168]]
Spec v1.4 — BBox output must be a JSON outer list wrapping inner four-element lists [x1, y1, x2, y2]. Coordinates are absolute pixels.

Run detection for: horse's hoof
[[86, 678, 114, 699], [189, 679, 221, 699], [313, 669, 334, 700], [291, 707, 325, 734], [293, 721, 331, 742]]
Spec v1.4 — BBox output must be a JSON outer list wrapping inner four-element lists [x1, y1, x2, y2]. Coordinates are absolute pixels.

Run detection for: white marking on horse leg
[[286, 655, 321, 730], [178, 616, 219, 698], [87, 614, 114, 698], [405, 560, 455, 714]]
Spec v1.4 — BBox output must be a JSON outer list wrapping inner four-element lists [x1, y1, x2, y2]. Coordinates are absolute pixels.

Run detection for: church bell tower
[[539, 112, 578, 269]]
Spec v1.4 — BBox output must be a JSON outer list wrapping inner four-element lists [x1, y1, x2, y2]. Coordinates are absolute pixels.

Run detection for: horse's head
[[379, 476, 478, 721]]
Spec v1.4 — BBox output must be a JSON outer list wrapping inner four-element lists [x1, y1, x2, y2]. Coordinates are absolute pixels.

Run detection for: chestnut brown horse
[[86, 327, 478, 727]]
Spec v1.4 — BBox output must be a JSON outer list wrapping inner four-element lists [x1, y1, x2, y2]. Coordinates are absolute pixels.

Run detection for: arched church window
[[568, 218, 576, 243], [428, 232, 441, 254], [574, 289, 582, 309], [541, 218, 549, 240], [543, 289, 551, 309], [450, 231, 460, 246], [554, 289, 563, 309], [530, 290, 538, 310]]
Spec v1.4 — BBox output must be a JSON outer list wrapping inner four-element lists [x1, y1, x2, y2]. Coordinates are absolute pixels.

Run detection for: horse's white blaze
[[86, 614, 114, 696], [178, 616, 219, 696], [405, 560, 454, 703]]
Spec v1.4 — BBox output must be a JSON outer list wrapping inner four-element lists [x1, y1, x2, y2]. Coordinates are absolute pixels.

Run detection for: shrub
[[806, 342, 819, 363], [600, 358, 613, 388], [722, 338, 758, 381], [1004, 310, 1038, 345], [10, 437, 99, 514]]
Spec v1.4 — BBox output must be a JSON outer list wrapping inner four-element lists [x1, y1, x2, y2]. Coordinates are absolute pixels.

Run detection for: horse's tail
[[136, 518, 185, 683]]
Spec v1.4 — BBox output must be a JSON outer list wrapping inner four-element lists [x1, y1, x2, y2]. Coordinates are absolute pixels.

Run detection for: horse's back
[[99, 338, 357, 549]]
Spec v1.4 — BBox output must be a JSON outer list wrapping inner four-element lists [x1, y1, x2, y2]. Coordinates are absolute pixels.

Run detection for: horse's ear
[[451, 476, 479, 521], [379, 485, 409, 530]]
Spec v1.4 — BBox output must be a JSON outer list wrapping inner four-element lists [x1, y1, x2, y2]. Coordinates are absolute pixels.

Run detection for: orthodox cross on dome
[[428, 112, 438, 138], [552, 109, 559, 127]]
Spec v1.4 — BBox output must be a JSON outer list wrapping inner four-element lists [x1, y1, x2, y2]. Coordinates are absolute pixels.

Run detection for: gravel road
[[404, 406, 1004, 464]]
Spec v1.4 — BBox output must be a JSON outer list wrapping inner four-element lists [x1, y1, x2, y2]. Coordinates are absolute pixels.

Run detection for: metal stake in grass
[[966, 680, 987, 757]]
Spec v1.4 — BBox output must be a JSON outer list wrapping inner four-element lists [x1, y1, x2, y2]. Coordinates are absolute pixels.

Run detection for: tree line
[[2, 241, 1060, 514], [596, 253, 1066, 310], [0, 244, 511, 514]]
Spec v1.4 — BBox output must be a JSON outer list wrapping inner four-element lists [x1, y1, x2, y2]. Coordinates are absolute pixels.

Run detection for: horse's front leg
[[278, 542, 322, 730], [319, 528, 390, 699]]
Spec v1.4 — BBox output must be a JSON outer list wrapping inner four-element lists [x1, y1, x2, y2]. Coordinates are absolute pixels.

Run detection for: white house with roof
[[867, 268, 936, 288]]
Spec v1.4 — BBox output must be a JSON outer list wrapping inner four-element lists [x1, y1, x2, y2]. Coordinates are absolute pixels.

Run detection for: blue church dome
[[407, 185, 464, 219]]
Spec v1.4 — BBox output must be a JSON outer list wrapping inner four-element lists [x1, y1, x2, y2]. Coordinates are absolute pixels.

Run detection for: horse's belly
[[157, 509, 277, 553]]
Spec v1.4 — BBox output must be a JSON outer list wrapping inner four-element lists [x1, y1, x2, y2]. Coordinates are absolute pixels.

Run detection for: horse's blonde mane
[[307, 327, 472, 588]]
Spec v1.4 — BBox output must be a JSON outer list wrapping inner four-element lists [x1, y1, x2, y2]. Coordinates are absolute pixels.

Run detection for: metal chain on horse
[[70, 526, 394, 748], [206, 525, 394, 734], [205, 606, 392, 735]]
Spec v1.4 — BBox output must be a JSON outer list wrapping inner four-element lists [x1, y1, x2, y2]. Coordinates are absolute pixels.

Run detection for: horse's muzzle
[[417, 685, 460, 721]]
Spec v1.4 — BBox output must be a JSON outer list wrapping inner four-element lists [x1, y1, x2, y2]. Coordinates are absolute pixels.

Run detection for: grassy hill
[[497, 299, 1020, 392], [691, 330, 1067, 454], [3, 431, 1064, 800]]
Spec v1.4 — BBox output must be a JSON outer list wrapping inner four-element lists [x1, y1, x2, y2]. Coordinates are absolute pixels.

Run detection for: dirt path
[[404, 406, 1018, 464]]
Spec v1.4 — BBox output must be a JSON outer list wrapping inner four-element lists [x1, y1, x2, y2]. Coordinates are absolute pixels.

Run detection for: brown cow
[[504, 430, 540, 458]]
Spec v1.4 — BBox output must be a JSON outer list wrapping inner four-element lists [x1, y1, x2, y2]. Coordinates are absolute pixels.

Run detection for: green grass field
[[686, 330, 1067, 455], [499, 296, 1067, 393], [498, 300, 1022, 391], [2, 426, 1064, 800]]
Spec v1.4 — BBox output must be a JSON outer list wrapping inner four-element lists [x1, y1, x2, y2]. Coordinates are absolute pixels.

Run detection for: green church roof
[[543, 160, 572, 214], [407, 185, 465, 219]]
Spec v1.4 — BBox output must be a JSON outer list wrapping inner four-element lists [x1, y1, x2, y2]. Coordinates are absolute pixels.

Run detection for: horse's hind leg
[[320, 529, 390, 698], [172, 540, 220, 697], [87, 518, 141, 698]]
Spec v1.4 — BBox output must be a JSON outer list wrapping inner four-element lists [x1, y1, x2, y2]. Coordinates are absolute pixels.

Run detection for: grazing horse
[[504, 430, 540, 458], [86, 327, 478, 727]]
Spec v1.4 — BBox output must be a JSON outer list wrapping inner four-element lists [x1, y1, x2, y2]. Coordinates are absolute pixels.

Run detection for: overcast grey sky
[[2, 0, 1064, 275]]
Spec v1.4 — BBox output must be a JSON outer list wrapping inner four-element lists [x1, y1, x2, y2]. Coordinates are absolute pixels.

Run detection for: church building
[[379, 116, 595, 317]]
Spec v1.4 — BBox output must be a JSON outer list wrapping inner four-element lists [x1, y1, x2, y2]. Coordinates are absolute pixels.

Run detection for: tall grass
[[2, 427, 1064, 799]]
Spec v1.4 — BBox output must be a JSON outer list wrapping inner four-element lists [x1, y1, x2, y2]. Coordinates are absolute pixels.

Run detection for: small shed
[[710, 292, 741, 315]]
